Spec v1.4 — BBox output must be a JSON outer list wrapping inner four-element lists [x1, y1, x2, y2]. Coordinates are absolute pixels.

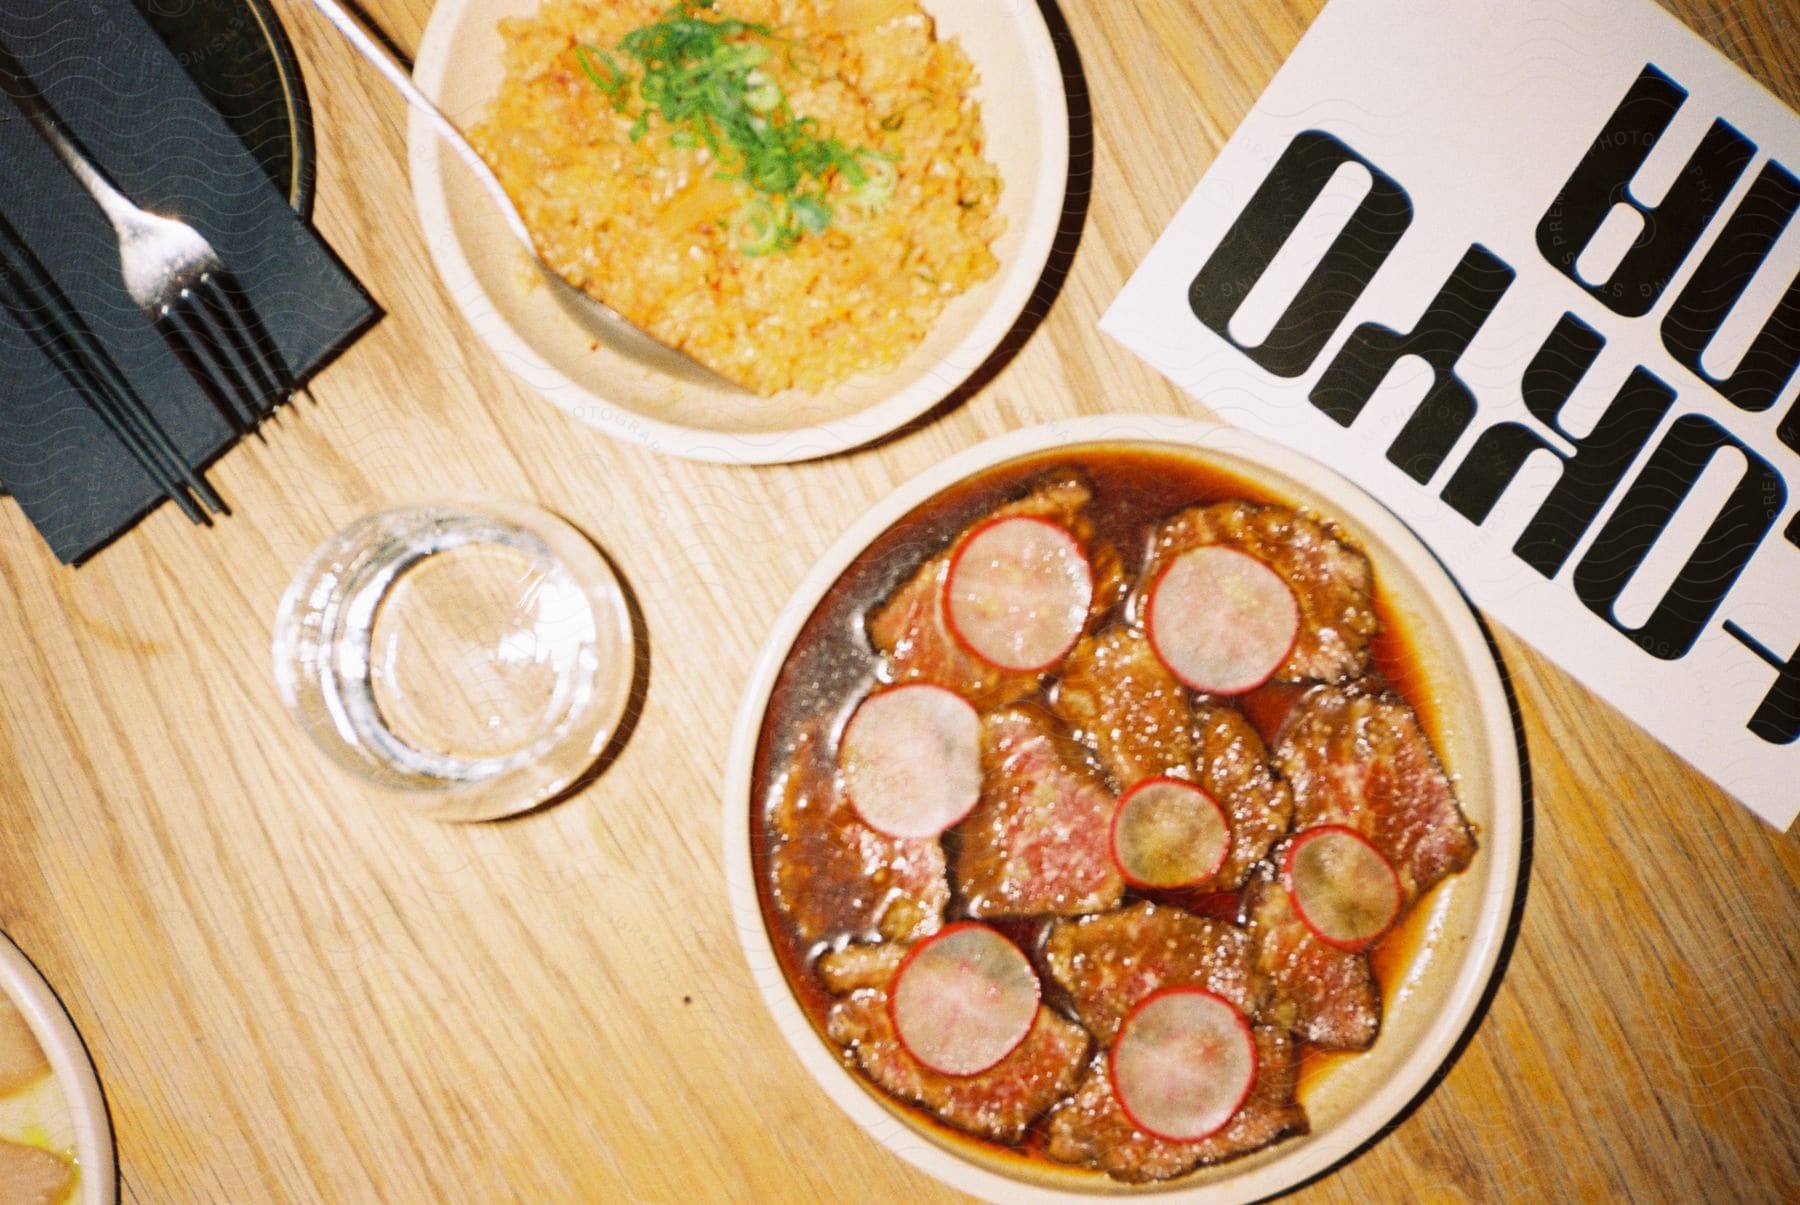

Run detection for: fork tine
[[159, 295, 261, 431], [165, 272, 294, 424], [202, 269, 293, 405]]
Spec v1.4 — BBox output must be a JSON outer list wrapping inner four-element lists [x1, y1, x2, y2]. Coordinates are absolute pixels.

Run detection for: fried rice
[[471, 0, 1004, 396]]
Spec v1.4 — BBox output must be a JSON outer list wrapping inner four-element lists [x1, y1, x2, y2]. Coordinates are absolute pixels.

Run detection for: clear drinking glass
[[271, 499, 634, 820]]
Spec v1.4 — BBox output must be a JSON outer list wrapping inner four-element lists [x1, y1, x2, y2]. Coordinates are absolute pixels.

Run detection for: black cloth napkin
[[0, 0, 375, 563]]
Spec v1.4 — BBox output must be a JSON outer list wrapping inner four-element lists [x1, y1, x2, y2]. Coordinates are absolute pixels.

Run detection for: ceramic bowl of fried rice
[[411, 0, 1069, 463]]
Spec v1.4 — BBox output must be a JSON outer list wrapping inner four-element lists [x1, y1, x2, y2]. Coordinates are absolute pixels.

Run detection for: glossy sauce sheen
[[751, 445, 1448, 1172]]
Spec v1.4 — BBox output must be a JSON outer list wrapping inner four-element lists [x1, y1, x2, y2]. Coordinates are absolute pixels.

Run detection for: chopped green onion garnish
[[743, 69, 781, 113], [733, 197, 781, 254], [853, 153, 898, 204], [571, 0, 891, 253], [791, 195, 831, 234], [574, 44, 629, 110]]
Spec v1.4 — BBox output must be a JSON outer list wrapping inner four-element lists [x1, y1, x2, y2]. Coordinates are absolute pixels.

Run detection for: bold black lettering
[[1442, 315, 1676, 576], [1746, 644, 1800, 743], [1189, 130, 1412, 378], [1662, 160, 1800, 414], [1310, 246, 1515, 482], [1724, 516, 1800, 744], [1573, 415, 1784, 659], [1536, 64, 1754, 318]]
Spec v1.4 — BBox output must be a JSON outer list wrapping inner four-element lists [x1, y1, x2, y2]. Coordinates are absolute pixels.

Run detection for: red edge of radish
[[887, 923, 1040, 1077], [1282, 825, 1403, 952], [942, 515, 1095, 674], [1108, 986, 1258, 1144], [1144, 545, 1300, 695], [839, 684, 982, 839], [1109, 776, 1232, 890]]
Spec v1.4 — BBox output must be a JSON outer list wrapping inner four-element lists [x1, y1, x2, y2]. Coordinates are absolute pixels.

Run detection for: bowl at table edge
[[0, 933, 115, 1205], [721, 416, 1524, 1202], [409, 0, 1069, 465]]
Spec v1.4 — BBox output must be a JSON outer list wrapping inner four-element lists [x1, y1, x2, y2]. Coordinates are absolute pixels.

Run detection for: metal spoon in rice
[[307, 0, 746, 392]]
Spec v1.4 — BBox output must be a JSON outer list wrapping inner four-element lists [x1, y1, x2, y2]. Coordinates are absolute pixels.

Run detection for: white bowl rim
[[0, 932, 116, 1205], [721, 414, 1523, 1203], [408, 0, 1072, 465]]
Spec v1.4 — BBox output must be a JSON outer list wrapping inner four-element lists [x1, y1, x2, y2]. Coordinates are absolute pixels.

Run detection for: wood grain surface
[[2, 0, 1798, 1201]]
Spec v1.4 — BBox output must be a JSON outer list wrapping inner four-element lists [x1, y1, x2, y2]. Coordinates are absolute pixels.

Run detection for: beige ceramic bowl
[[722, 415, 1523, 1202], [0, 933, 114, 1205], [410, 0, 1069, 463]]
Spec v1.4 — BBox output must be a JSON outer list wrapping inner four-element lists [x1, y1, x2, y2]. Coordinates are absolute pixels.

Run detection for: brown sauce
[[749, 443, 1453, 1178]]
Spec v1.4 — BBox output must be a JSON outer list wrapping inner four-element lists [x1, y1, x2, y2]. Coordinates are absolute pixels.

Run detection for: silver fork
[[0, 39, 291, 432], [0, 212, 226, 524]]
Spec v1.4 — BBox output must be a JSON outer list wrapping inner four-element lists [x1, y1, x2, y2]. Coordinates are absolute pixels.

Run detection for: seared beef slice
[[1052, 626, 1193, 788], [869, 472, 1101, 709], [769, 727, 947, 945], [1046, 1027, 1307, 1182], [1245, 877, 1379, 1050], [1043, 901, 1266, 1045], [821, 944, 1090, 1142], [1053, 629, 1290, 890], [1275, 685, 1476, 904], [1192, 699, 1294, 889], [1040, 902, 1304, 1181], [1143, 501, 1377, 684], [0, 1140, 74, 1205], [955, 707, 1123, 919]]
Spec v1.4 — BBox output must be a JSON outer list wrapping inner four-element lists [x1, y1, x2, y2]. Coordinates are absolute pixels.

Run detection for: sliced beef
[[1193, 699, 1294, 889], [1141, 501, 1377, 684], [0, 997, 49, 1096], [815, 941, 907, 995], [1085, 536, 1131, 620], [768, 725, 947, 946], [0, 1140, 74, 1205], [1051, 626, 1193, 789], [823, 943, 1091, 1143], [1244, 876, 1379, 1050], [1051, 631, 1291, 891], [1043, 901, 1265, 1044], [1275, 685, 1476, 905], [1045, 1027, 1308, 1182], [955, 706, 1123, 919], [868, 472, 1106, 709]]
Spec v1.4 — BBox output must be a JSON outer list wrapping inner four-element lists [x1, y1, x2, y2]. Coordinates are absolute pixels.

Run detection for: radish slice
[[1108, 987, 1257, 1142], [944, 516, 1094, 672], [1110, 777, 1232, 889], [1283, 825, 1403, 951], [888, 923, 1040, 1076], [1145, 545, 1299, 694], [839, 684, 982, 839]]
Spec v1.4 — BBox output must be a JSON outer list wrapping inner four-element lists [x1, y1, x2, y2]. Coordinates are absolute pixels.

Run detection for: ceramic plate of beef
[[722, 415, 1523, 1201]]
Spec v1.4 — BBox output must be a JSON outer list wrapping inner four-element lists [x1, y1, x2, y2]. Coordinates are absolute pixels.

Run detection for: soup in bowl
[[0, 935, 112, 1205]]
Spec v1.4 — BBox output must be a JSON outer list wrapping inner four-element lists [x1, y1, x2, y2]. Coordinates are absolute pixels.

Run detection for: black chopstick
[[0, 255, 210, 523], [0, 213, 225, 523]]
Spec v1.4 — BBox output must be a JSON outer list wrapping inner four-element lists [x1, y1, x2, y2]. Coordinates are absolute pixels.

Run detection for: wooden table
[[3, 0, 1797, 1200]]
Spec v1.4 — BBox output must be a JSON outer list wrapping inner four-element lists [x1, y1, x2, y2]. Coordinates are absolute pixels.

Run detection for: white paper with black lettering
[[1102, 0, 1800, 828]]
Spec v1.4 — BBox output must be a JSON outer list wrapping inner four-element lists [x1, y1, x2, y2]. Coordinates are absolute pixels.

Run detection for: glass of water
[[272, 499, 634, 821]]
